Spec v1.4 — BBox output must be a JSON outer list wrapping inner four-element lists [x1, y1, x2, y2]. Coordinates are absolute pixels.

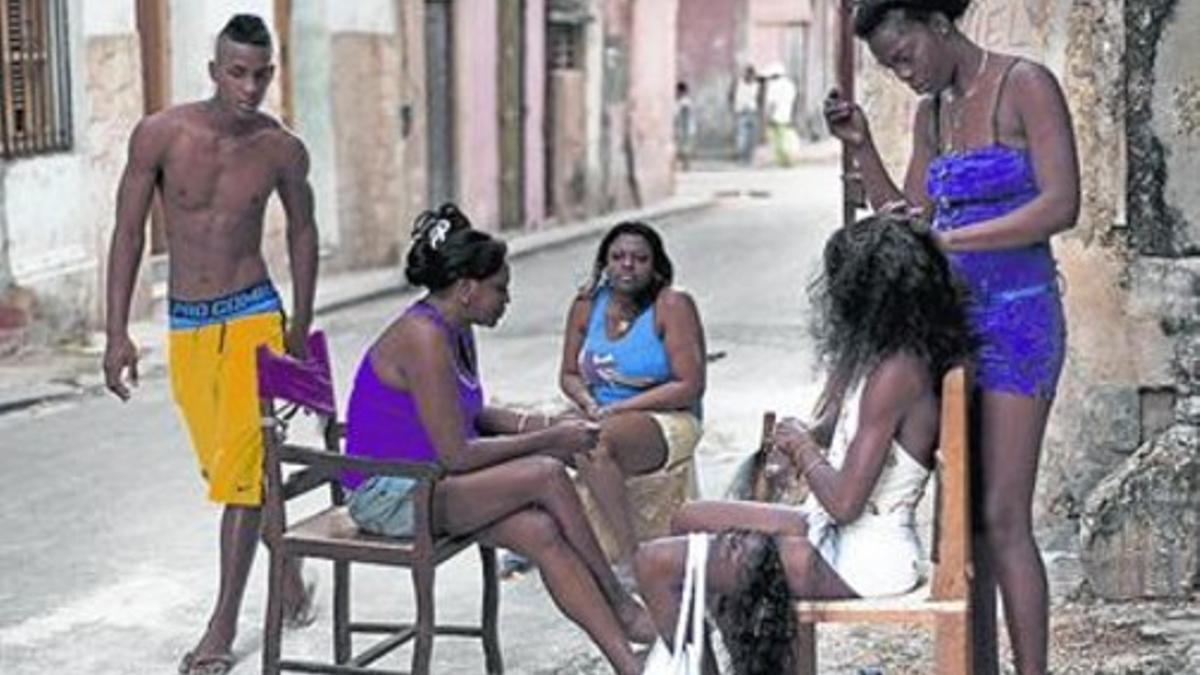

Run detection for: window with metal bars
[[547, 22, 582, 70], [1, 0, 72, 159]]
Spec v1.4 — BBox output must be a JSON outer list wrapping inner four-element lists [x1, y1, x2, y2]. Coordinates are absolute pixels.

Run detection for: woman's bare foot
[[617, 595, 659, 644]]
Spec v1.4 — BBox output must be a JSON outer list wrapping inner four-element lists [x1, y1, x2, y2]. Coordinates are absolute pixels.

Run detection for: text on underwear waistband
[[169, 280, 282, 329]]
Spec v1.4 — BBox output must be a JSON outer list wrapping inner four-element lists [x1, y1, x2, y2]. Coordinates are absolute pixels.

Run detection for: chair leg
[[412, 563, 436, 675], [333, 561, 351, 663], [262, 550, 286, 675], [935, 612, 972, 675], [790, 622, 817, 675], [480, 546, 503, 674]]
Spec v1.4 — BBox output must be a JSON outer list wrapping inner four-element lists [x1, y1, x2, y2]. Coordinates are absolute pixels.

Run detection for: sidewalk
[[0, 193, 715, 416]]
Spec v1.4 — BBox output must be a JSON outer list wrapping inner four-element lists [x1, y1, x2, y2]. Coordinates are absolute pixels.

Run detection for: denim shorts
[[347, 476, 419, 539]]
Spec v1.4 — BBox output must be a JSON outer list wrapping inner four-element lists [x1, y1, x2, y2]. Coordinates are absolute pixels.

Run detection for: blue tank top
[[578, 285, 673, 406]]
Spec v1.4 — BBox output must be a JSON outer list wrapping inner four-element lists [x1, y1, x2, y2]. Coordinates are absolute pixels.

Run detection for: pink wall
[[630, 0, 679, 202], [455, 0, 501, 230], [524, 0, 546, 225], [676, 0, 744, 152]]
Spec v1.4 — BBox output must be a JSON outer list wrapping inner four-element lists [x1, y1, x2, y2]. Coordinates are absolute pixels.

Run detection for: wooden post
[[835, 0, 862, 227]]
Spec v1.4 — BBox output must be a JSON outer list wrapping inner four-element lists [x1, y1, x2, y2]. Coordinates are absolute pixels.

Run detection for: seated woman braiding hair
[[341, 204, 655, 675], [634, 212, 974, 675]]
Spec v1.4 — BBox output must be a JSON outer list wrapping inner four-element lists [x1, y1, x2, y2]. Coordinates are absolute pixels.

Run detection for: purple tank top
[[342, 301, 484, 488]]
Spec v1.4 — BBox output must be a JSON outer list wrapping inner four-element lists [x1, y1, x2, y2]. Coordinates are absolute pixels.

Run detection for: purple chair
[[257, 331, 502, 675]]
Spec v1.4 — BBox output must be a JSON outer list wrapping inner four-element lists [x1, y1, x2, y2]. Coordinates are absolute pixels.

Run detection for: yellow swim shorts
[[168, 291, 284, 506]]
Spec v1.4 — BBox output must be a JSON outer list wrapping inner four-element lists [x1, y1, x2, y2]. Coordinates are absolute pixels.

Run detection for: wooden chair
[[791, 365, 974, 675], [257, 331, 502, 675]]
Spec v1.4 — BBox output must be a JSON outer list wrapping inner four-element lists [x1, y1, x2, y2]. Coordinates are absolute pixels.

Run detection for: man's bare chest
[[160, 132, 279, 213]]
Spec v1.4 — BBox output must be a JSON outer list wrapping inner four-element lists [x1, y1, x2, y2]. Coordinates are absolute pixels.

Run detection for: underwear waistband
[[169, 280, 282, 329]]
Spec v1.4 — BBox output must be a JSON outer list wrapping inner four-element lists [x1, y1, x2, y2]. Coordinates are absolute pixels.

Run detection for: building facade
[[0, 0, 677, 344]]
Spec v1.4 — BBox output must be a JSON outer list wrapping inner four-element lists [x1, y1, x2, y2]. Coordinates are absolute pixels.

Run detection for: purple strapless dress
[[927, 144, 1065, 398]]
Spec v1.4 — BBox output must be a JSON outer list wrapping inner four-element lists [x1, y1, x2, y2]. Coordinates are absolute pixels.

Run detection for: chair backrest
[[930, 365, 971, 600], [256, 331, 337, 418], [257, 330, 343, 534]]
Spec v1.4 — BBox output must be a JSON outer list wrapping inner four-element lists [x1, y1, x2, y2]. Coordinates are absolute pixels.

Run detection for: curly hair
[[580, 221, 674, 311], [404, 203, 507, 291], [718, 532, 795, 675], [809, 211, 973, 392], [852, 0, 972, 38]]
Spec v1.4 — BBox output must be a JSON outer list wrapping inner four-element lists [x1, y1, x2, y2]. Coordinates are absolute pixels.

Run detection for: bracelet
[[801, 455, 827, 479]]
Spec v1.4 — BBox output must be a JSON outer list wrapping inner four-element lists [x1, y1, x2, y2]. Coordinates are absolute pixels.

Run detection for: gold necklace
[[942, 50, 990, 153], [608, 302, 636, 336]]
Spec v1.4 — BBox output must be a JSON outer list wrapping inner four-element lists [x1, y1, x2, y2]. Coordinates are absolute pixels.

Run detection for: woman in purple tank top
[[343, 204, 654, 675], [822, 2, 1080, 673]]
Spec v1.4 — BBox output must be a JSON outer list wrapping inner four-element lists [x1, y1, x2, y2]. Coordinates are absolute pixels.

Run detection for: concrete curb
[[313, 194, 716, 316], [0, 195, 717, 416]]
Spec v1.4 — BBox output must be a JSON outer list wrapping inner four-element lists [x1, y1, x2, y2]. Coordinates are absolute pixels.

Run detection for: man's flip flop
[[178, 650, 235, 675]]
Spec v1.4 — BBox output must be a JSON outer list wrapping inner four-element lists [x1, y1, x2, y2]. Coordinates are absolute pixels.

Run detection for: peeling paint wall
[[454, 0, 502, 231], [676, 0, 744, 156], [628, 0, 678, 204], [2, 1, 141, 335]]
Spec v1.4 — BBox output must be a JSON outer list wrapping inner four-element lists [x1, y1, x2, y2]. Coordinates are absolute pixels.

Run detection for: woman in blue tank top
[[823, 2, 1080, 673], [559, 222, 707, 585]]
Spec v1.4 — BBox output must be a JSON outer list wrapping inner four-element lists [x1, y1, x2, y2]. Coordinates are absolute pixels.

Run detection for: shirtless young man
[[102, 14, 318, 675]]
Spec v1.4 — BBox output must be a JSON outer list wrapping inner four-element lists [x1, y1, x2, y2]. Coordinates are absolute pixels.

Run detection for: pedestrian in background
[[731, 65, 761, 164], [763, 63, 799, 167], [674, 81, 698, 171]]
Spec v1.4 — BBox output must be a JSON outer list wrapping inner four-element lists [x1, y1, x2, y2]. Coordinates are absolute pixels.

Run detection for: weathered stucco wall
[[524, 0, 548, 226], [629, 0, 678, 205], [326, 31, 405, 271], [455, 0, 502, 231], [4, 2, 141, 335], [290, 4, 342, 253], [676, 0, 744, 155]]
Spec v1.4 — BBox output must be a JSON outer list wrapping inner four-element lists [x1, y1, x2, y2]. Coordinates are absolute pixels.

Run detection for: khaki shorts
[[647, 410, 703, 472]]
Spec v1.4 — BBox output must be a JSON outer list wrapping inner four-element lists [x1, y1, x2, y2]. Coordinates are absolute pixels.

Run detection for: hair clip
[[429, 218, 451, 250]]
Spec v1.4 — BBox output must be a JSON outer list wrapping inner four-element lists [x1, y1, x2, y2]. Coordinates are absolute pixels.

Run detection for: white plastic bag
[[642, 532, 709, 675]]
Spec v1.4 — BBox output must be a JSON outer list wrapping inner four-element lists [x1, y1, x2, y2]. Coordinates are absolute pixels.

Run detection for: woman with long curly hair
[[634, 212, 973, 674], [824, 2, 1078, 671]]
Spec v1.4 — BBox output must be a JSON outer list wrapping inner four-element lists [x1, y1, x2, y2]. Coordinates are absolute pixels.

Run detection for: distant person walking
[[763, 63, 799, 167], [102, 14, 318, 675], [731, 65, 761, 164], [674, 81, 698, 171]]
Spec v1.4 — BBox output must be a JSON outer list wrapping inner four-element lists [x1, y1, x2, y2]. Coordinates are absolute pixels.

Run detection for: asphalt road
[[0, 162, 842, 674]]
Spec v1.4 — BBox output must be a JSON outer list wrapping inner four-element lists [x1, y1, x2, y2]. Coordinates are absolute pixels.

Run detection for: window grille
[[548, 22, 582, 70], [1, 0, 72, 159]]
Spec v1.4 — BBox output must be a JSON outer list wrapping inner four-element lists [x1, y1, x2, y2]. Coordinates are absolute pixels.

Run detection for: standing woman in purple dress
[[822, 2, 1079, 673]]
